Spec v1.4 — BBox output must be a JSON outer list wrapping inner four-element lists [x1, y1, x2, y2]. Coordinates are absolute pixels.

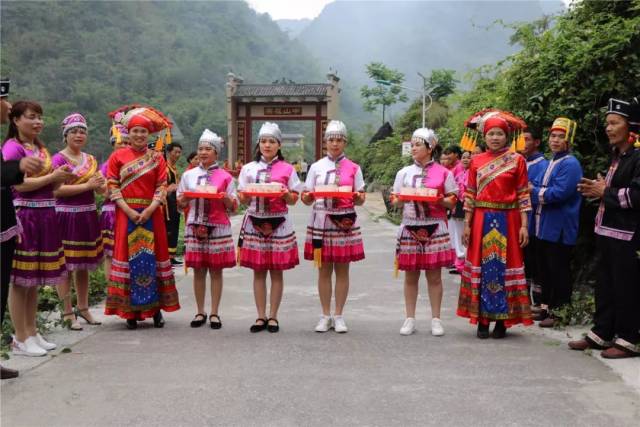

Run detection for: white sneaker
[[314, 315, 332, 333], [431, 318, 444, 336], [400, 318, 416, 335], [12, 337, 47, 357], [333, 316, 348, 333], [33, 333, 57, 351]]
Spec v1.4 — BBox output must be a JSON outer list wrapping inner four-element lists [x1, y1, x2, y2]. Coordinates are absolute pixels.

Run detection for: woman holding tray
[[237, 122, 302, 333], [177, 129, 237, 329], [456, 109, 533, 339], [390, 128, 458, 336], [301, 120, 366, 333]]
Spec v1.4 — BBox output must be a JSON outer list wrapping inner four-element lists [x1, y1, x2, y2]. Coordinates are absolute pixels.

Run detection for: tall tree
[[425, 69, 458, 101], [360, 62, 408, 125]]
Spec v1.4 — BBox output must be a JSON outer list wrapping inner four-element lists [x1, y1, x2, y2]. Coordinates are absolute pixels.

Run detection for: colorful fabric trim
[[618, 188, 631, 209], [587, 330, 613, 348], [119, 151, 160, 191], [127, 213, 158, 307], [595, 159, 634, 241], [123, 198, 152, 206], [0, 223, 21, 243], [473, 200, 518, 210], [476, 150, 515, 194], [56, 203, 97, 213], [614, 338, 640, 354], [60, 152, 98, 185], [14, 199, 56, 208], [479, 212, 509, 318]]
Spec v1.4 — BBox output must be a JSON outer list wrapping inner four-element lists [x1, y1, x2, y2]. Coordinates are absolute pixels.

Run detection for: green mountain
[[294, 0, 565, 127], [0, 0, 322, 162]]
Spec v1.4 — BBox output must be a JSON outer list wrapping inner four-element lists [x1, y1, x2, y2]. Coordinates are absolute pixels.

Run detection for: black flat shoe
[[153, 311, 165, 328], [532, 309, 549, 322], [250, 318, 267, 333], [209, 314, 222, 329], [190, 313, 207, 328], [477, 323, 490, 339], [1, 366, 19, 380], [267, 318, 279, 333], [491, 320, 507, 339], [126, 319, 138, 330]]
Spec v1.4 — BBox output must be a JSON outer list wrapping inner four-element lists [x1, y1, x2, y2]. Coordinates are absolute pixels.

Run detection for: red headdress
[[108, 104, 173, 151], [459, 108, 527, 152]]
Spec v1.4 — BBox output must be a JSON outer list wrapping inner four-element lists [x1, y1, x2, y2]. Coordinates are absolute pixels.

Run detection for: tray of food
[[239, 183, 286, 198], [183, 191, 225, 199], [311, 185, 355, 198], [395, 187, 442, 202]]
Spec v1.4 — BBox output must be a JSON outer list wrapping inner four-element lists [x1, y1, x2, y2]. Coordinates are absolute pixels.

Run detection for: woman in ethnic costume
[[99, 122, 129, 285], [52, 113, 106, 330], [390, 128, 458, 336], [456, 109, 533, 339], [2, 101, 75, 356], [301, 120, 366, 333], [237, 123, 302, 333], [105, 105, 180, 329], [177, 129, 237, 330]]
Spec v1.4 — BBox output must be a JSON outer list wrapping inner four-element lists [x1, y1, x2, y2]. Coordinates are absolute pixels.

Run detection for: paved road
[[2, 202, 639, 426]]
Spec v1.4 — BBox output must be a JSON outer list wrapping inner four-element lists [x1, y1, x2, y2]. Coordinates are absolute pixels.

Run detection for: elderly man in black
[[571, 96, 640, 359], [1, 79, 44, 379]]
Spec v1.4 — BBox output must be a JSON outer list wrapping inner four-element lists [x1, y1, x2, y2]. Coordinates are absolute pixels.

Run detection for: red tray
[[183, 191, 225, 199], [311, 191, 355, 198], [397, 194, 442, 202], [239, 190, 286, 198]]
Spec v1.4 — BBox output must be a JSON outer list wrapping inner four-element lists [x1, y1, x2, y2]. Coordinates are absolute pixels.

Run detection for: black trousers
[[536, 239, 574, 309], [165, 201, 180, 258], [1, 237, 16, 325], [591, 234, 640, 345], [524, 235, 542, 304]]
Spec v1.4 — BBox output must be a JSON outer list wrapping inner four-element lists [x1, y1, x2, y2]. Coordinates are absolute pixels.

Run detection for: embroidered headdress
[[550, 117, 578, 146], [411, 127, 438, 148], [109, 104, 173, 151], [324, 120, 348, 140], [61, 113, 87, 137], [460, 108, 527, 152], [258, 122, 282, 143], [199, 128, 224, 153]]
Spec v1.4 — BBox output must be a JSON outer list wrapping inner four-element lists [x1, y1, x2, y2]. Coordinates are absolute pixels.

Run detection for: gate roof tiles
[[234, 84, 330, 98]]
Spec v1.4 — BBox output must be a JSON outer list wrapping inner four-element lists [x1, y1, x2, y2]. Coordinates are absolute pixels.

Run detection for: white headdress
[[199, 129, 224, 153], [324, 120, 348, 140], [258, 122, 282, 143], [411, 127, 438, 148]]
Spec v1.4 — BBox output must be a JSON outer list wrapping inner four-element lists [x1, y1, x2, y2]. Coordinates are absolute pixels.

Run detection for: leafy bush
[[551, 287, 596, 327]]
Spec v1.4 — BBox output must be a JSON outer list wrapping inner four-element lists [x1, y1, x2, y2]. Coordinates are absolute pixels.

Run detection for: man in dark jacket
[[572, 96, 640, 358]]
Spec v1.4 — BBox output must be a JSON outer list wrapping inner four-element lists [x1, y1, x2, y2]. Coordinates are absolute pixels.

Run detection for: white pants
[[448, 218, 466, 259]]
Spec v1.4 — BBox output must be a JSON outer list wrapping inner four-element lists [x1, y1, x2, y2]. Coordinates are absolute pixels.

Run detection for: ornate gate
[[225, 72, 340, 164]]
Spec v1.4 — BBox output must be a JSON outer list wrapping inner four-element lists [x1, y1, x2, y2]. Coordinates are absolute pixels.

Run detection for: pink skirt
[[396, 219, 455, 271], [303, 209, 365, 264], [238, 214, 299, 271], [184, 223, 236, 270]]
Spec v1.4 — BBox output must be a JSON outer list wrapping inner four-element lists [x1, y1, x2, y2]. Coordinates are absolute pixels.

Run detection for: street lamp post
[[375, 74, 432, 128]]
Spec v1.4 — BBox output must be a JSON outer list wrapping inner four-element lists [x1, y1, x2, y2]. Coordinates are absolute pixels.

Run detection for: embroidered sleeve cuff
[[538, 187, 546, 205], [110, 191, 123, 202], [618, 188, 632, 209]]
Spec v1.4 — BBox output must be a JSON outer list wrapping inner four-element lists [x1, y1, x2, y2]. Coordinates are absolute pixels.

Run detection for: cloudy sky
[[245, 0, 573, 20]]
